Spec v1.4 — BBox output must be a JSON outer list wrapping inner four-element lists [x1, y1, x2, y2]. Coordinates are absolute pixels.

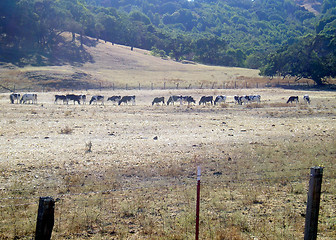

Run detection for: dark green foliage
[[0, 0, 333, 71], [260, 33, 336, 85]]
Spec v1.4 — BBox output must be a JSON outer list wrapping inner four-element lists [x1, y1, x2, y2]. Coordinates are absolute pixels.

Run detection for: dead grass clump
[[268, 102, 295, 108], [85, 141, 92, 153], [60, 126, 73, 134], [219, 103, 229, 108], [214, 226, 245, 240], [245, 103, 264, 109]]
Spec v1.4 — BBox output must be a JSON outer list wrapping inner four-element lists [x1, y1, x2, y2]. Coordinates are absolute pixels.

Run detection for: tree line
[[0, 0, 335, 85]]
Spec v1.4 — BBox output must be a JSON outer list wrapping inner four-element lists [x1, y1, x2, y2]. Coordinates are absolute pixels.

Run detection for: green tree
[[260, 34, 336, 86]]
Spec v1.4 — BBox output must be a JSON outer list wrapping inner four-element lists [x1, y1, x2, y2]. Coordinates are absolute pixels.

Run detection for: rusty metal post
[[195, 166, 201, 240]]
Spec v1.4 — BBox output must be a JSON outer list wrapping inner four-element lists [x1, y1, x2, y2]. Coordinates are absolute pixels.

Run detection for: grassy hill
[[0, 33, 264, 92]]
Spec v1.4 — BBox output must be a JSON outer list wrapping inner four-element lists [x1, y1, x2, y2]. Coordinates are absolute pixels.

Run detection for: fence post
[[139, 83, 141, 90], [164, 82, 166, 90], [304, 167, 324, 240], [195, 166, 201, 240], [151, 83, 153, 90], [35, 197, 55, 240], [176, 83, 179, 89]]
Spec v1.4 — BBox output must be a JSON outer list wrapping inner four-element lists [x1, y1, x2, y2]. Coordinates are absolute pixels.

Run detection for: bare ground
[[0, 88, 335, 239]]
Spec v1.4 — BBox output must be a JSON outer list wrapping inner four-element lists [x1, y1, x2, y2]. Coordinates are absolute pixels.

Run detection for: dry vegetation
[[1, 34, 326, 93], [0, 88, 335, 239]]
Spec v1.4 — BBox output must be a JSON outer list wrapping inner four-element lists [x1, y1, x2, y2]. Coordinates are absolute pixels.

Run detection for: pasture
[[0, 88, 335, 239]]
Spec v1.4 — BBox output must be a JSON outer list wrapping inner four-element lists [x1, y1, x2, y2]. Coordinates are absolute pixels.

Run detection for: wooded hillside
[[0, 0, 335, 73]]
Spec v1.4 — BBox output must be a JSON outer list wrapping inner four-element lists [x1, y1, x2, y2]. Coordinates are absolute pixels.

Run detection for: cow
[[79, 95, 86, 104], [248, 95, 261, 103], [167, 95, 182, 105], [234, 95, 240, 104], [183, 96, 196, 105], [303, 95, 310, 104], [199, 96, 213, 105], [118, 95, 136, 105], [54, 95, 68, 104], [287, 96, 299, 104], [89, 95, 104, 105], [20, 93, 37, 104], [66, 94, 81, 104], [107, 96, 121, 104], [152, 97, 165, 105], [214, 95, 226, 105], [237, 95, 249, 105], [10, 93, 20, 104]]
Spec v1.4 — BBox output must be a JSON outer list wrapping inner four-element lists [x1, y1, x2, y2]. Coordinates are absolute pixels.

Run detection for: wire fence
[[0, 79, 317, 94], [0, 165, 335, 239]]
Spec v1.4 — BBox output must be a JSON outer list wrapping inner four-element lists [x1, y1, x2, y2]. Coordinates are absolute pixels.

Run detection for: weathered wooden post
[[151, 83, 153, 90], [139, 83, 141, 90], [163, 82, 166, 90], [35, 197, 55, 240], [176, 83, 179, 89], [304, 167, 324, 240]]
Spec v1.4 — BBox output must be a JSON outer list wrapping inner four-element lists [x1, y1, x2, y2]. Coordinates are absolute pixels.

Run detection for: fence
[[0, 166, 334, 239], [1, 79, 316, 93]]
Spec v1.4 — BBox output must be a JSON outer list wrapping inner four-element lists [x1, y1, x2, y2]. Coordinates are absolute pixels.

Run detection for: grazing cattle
[[118, 95, 136, 105], [89, 95, 104, 105], [10, 93, 20, 104], [152, 97, 165, 105], [248, 95, 261, 103], [167, 95, 182, 105], [79, 95, 86, 104], [287, 96, 299, 104], [303, 95, 310, 104], [199, 96, 213, 105], [66, 94, 81, 104], [183, 96, 196, 105], [107, 96, 121, 104], [214, 95, 226, 105], [234, 95, 240, 104], [20, 94, 37, 104], [54, 95, 68, 104], [237, 95, 249, 105]]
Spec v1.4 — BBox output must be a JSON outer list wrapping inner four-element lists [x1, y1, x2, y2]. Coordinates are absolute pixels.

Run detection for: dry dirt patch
[[0, 88, 335, 239]]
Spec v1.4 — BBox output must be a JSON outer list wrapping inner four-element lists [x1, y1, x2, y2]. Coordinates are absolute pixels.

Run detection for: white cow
[[303, 95, 310, 104], [214, 95, 226, 105], [20, 94, 37, 104]]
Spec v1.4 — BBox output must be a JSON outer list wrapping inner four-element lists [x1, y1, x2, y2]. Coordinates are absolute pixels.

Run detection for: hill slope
[[0, 34, 261, 92]]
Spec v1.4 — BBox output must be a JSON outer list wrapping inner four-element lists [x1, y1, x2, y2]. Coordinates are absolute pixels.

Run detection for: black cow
[[54, 95, 68, 104], [89, 95, 104, 105], [287, 96, 299, 104], [234, 95, 240, 104], [118, 95, 136, 105], [183, 96, 196, 105], [152, 97, 165, 105], [167, 95, 182, 105], [199, 96, 213, 105], [10, 93, 20, 104], [107, 96, 121, 104], [66, 94, 81, 104]]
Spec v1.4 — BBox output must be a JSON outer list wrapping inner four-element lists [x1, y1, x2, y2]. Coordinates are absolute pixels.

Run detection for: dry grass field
[[0, 88, 335, 239]]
